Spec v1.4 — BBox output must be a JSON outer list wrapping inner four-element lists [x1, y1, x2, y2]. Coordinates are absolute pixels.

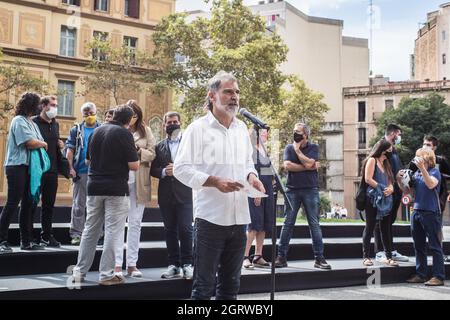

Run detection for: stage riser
[[0, 242, 448, 277]]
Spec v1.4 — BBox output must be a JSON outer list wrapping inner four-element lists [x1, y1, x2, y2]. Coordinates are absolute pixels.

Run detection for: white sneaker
[[375, 251, 386, 262], [391, 250, 409, 262], [182, 264, 193, 280]]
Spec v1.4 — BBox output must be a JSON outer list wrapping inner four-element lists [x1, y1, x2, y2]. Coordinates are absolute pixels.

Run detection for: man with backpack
[[65, 102, 101, 245]]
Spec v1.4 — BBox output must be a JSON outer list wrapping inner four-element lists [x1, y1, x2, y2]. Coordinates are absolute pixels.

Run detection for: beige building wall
[[343, 80, 450, 220], [0, 0, 175, 206]]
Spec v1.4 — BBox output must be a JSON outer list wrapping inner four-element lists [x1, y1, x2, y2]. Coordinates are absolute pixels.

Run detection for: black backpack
[[355, 175, 368, 212]]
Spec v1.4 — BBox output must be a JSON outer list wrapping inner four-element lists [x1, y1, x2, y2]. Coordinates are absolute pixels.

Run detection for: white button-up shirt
[[173, 111, 257, 226]]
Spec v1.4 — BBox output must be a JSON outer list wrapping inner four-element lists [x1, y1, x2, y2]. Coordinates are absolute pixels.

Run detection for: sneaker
[[274, 256, 288, 268], [71, 237, 81, 246], [99, 274, 126, 286], [161, 265, 181, 279], [425, 277, 445, 286], [97, 237, 104, 247], [406, 274, 426, 284], [127, 268, 143, 278], [375, 251, 386, 262], [444, 255, 450, 263], [314, 257, 332, 270], [20, 242, 46, 251], [391, 250, 409, 262], [182, 264, 194, 280], [41, 235, 61, 248], [0, 241, 13, 254], [243, 256, 254, 270]]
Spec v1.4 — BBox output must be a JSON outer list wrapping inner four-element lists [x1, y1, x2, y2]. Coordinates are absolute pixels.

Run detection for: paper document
[[239, 180, 268, 199]]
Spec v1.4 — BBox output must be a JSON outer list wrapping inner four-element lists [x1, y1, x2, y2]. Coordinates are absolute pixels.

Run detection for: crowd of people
[[0, 71, 448, 297]]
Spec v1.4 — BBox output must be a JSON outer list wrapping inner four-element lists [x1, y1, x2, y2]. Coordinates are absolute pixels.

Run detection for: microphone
[[238, 108, 270, 130]]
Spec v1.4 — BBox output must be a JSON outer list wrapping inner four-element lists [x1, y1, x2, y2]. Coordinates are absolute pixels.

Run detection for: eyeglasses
[[423, 143, 433, 147]]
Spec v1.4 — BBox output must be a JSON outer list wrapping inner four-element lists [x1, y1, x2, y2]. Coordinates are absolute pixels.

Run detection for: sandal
[[252, 255, 270, 268], [363, 258, 374, 266], [385, 259, 399, 267], [243, 256, 254, 269]]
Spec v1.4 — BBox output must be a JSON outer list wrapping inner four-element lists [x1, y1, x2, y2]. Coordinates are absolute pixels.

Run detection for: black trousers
[[363, 201, 393, 259], [374, 190, 401, 253], [0, 165, 34, 244], [32, 172, 58, 239]]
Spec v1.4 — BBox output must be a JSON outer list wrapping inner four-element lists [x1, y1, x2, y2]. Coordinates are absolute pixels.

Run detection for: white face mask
[[45, 107, 58, 119]]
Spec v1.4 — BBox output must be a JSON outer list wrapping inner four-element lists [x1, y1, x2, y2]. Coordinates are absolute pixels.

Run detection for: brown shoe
[[274, 256, 288, 268], [406, 274, 426, 284], [424, 277, 445, 286], [99, 274, 126, 286]]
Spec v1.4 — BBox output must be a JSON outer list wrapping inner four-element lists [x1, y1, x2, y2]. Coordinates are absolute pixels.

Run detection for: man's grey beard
[[226, 105, 239, 116]]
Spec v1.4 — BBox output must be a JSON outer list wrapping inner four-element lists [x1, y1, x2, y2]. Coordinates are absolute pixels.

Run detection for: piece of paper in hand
[[239, 180, 268, 199]]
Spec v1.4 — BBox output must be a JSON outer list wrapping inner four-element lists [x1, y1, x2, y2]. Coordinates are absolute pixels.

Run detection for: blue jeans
[[411, 210, 445, 281], [191, 218, 246, 300], [278, 188, 324, 259], [159, 202, 193, 267]]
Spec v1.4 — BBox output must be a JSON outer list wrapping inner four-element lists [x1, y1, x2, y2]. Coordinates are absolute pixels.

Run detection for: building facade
[[0, 0, 175, 206], [413, 2, 450, 81], [343, 78, 450, 222], [249, 1, 369, 205]]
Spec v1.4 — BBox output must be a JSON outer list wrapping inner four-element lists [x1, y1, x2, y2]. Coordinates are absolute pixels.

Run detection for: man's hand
[[293, 142, 302, 153], [58, 139, 65, 150], [70, 168, 77, 178], [165, 163, 174, 177], [254, 198, 262, 207], [205, 176, 244, 193], [248, 173, 266, 195]]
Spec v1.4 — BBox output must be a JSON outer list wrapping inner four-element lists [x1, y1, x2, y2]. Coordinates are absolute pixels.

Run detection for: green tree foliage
[[0, 49, 51, 131], [371, 93, 450, 163], [148, 0, 289, 124], [83, 38, 150, 106]]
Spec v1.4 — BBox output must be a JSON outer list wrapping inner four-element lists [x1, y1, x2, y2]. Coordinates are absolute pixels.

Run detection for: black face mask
[[294, 133, 304, 143], [166, 124, 181, 136]]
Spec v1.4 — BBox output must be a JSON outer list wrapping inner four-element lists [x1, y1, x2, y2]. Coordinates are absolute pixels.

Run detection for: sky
[[176, 0, 447, 81]]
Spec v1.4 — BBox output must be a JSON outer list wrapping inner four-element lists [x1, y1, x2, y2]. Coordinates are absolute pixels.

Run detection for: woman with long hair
[[361, 139, 398, 267], [114, 100, 156, 277], [0, 92, 48, 253]]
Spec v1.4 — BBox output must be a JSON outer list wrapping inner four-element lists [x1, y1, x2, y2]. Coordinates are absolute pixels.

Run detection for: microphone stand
[[253, 125, 293, 301]]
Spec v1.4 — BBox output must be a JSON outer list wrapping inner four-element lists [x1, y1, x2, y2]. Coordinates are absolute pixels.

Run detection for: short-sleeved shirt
[[32, 116, 60, 174], [77, 126, 95, 174], [4, 115, 44, 167], [283, 142, 319, 190], [414, 167, 442, 212], [86, 121, 139, 196]]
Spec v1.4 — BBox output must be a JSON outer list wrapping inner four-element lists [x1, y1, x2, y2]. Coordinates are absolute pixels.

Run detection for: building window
[[443, 54, 447, 65], [150, 116, 163, 142], [60, 26, 76, 57], [358, 154, 366, 176], [124, 36, 138, 64], [358, 101, 366, 122], [94, 0, 108, 12], [92, 31, 108, 61], [58, 81, 75, 116], [62, 0, 80, 5], [358, 128, 367, 149], [125, 0, 140, 19], [385, 99, 394, 110]]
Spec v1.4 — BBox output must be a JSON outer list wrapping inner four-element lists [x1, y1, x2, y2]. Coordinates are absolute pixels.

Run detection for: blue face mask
[[395, 136, 402, 145]]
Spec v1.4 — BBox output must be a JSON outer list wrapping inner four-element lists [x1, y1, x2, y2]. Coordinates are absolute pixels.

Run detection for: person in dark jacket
[[150, 111, 193, 280]]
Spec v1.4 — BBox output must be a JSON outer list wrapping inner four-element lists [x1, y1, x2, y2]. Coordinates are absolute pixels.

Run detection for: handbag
[[355, 175, 368, 212], [57, 150, 71, 179]]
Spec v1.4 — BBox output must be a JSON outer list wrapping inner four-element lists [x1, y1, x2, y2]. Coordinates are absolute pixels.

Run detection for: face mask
[[166, 124, 181, 136], [45, 107, 57, 119], [294, 133, 304, 143], [129, 117, 138, 127], [395, 136, 402, 145], [84, 115, 97, 126]]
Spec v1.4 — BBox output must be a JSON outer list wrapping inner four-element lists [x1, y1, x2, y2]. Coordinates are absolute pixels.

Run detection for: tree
[[259, 75, 329, 148], [0, 49, 51, 132], [371, 93, 450, 164], [82, 38, 150, 108], [148, 0, 289, 124]]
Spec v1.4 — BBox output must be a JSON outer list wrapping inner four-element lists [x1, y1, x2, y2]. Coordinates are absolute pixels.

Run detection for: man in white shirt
[[174, 71, 265, 300]]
